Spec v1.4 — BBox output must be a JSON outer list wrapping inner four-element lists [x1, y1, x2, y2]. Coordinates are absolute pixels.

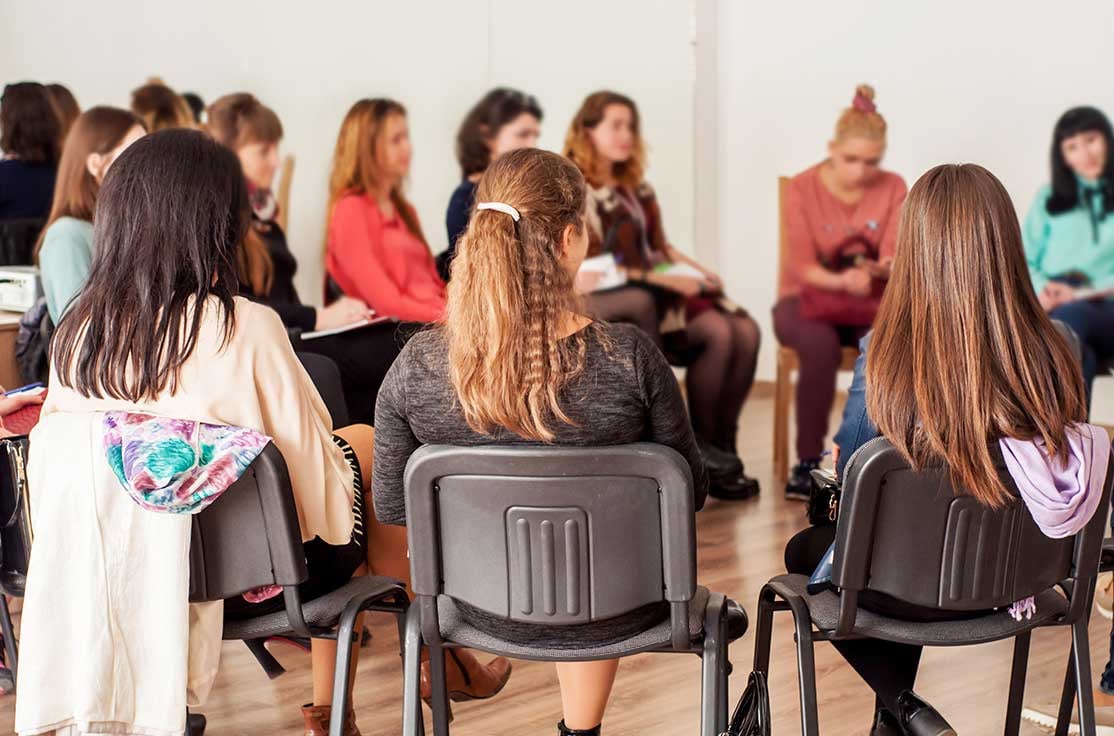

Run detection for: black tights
[[685, 310, 760, 444], [784, 527, 923, 717], [584, 287, 662, 347]]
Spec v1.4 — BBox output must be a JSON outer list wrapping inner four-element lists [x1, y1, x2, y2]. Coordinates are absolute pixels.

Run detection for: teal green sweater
[[1023, 179, 1114, 294], [38, 216, 93, 322]]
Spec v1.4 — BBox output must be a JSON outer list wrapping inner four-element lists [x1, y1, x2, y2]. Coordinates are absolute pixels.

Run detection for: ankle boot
[[301, 704, 361, 736], [558, 720, 601, 735], [420, 648, 513, 704], [896, 690, 956, 736]]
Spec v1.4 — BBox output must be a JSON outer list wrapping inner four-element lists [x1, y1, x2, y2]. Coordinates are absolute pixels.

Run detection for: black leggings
[[784, 527, 924, 717], [294, 321, 423, 425]]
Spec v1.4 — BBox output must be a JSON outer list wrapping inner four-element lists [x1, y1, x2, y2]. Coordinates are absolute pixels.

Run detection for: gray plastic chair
[[752, 437, 1114, 736], [189, 442, 409, 736], [399, 443, 745, 736]]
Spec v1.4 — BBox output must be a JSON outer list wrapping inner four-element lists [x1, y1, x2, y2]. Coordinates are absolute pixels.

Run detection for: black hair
[[455, 87, 543, 179], [52, 129, 249, 401], [182, 92, 205, 123], [1, 82, 62, 164], [1046, 106, 1114, 216]]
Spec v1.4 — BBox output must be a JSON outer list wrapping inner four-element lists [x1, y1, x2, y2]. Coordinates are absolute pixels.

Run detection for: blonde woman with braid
[[372, 148, 710, 735]]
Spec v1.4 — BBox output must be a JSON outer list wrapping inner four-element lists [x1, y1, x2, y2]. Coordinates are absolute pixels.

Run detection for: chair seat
[[223, 575, 404, 641], [435, 586, 715, 661], [769, 573, 1069, 647]]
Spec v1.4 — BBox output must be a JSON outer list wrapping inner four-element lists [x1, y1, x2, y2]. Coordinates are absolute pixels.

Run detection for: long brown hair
[[0, 82, 61, 164], [52, 130, 248, 402], [130, 80, 195, 132], [564, 90, 646, 189], [326, 98, 425, 244], [46, 83, 81, 142], [866, 164, 1086, 506], [447, 148, 594, 441], [34, 106, 144, 259], [205, 92, 280, 296]]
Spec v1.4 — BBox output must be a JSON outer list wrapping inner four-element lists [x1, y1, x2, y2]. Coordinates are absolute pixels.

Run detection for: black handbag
[[722, 671, 771, 736], [0, 436, 33, 593], [806, 467, 841, 526]]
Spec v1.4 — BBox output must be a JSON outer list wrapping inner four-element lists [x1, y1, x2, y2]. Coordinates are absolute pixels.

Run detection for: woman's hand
[[841, 268, 873, 297], [0, 390, 44, 418], [315, 297, 373, 331], [865, 257, 893, 280], [1039, 282, 1076, 312]]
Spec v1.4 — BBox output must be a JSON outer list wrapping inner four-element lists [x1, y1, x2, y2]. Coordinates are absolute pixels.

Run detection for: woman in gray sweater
[[372, 148, 707, 736]]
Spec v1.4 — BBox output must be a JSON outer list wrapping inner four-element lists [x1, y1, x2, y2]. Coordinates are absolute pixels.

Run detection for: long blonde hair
[[326, 98, 425, 244], [866, 164, 1086, 507], [564, 91, 646, 190], [446, 148, 593, 441]]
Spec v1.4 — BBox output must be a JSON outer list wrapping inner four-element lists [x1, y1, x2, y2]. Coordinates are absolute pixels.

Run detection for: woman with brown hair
[[564, 90, 761, 501], [36, 106, 145, 321], [206, 92, 406, 424], [326, 98, 446, 322], [787, 164, 1104, 736], [774, 85, 907, 501], [372, 147, 710, 735], [45, 83, 81, 142], [130, 79, 196, 132], [0, 82, 61, 219]]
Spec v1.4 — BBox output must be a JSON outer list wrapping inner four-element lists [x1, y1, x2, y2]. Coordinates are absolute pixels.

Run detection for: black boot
[[558, 720, 600, 735], [697, 437, 743, 480], [710, 473, 760, 501], [785, 458, 819, 501], [869, 707, 902, 735], [896, 690, 956, 736]]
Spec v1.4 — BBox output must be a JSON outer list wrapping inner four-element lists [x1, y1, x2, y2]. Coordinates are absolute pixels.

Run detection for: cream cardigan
[[15, 297, 355, 736]]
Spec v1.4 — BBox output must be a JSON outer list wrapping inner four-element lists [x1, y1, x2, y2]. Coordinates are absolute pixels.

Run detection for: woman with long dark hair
[[16, 129, 411, 736], [1024, 106, 1114, 403], [0, 82, 61, 219]]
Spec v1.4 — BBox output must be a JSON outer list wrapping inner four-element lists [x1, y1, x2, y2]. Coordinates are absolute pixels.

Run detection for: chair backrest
[[188, 442, 307, 603], [0, 218, 46, 266], [777, 176, 791, 291], [404, 443, 698, 645], [833, 437, 1112, 621], [296, 351, 350, 428], [276, 155, 294, 232]]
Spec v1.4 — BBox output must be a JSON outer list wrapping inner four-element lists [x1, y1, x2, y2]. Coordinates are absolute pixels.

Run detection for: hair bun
[[852, 84, 877, 113]]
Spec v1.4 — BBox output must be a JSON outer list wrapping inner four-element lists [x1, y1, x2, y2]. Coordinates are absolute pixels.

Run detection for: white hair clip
[[476, 201, 521, 222]]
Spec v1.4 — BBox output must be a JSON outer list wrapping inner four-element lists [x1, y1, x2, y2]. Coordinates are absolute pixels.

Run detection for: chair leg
[[243, 639, 286, 680], [394, 591, 410, 659], [429, 643, 451, 736], [773, 353, 791, 488], [752, 586, 777, 674], [1004, 632, 1031, 736], [401, 609, 425, 736], [700, 593, 729, 736], [0, 595, 18, 680], [1055, 654, 1076, 736], [1072, 617, 1098, 736], [329, 596, 368, 736], [786, 597, 820, 736]]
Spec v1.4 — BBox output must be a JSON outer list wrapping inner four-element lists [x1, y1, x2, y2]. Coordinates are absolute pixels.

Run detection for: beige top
[[16, 297, 354, 736]]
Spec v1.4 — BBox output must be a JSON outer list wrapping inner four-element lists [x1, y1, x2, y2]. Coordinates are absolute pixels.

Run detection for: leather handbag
[[798, 233, 885, 326], [722, 671, 771, 736], [0, 436, 33, 591], [807, 467, 841, 527]]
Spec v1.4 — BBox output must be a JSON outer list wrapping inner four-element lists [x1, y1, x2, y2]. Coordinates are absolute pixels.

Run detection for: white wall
[[0, 0, 696, 302], [717, 0, 1114, 381]]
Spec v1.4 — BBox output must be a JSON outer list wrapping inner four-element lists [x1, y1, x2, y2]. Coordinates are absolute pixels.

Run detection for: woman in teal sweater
[[1024, 106, 1114, 401], [36, 107, 145, 322]]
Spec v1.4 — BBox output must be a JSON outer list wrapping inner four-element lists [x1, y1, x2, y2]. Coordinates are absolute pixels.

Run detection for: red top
[[780, 163, 907, 298], [326, 193, 446, 323]]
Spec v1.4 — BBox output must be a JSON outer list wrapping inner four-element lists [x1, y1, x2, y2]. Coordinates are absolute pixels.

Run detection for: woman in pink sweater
[[326, 99, 446, 323]]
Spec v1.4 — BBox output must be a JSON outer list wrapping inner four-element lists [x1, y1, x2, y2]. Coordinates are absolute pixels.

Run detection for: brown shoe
[[301, 704, 361, 736], [420, 648, 513, 704]]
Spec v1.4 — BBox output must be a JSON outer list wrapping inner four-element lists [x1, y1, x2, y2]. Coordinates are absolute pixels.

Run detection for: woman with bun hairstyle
[[130, 79, 196, 132], [207, 92, 406, 424], [565, 90, 761, 502], [438, 87, 543, 281], [773, 84, 907, 501]]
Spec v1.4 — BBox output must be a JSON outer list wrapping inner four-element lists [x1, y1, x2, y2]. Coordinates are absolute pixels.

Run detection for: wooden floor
[[0, 389, 1097, 735]]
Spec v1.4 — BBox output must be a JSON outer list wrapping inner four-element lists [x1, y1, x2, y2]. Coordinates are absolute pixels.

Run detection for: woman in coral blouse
[[326, 98, 446, 323]]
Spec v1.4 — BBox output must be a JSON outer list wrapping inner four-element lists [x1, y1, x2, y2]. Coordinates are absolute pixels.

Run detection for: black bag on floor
[[722, 671, 771, 736]]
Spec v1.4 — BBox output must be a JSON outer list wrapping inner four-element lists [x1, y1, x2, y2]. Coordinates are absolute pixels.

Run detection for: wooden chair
[[276, 155, 295, 232], [772, 176, 859, 488]]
